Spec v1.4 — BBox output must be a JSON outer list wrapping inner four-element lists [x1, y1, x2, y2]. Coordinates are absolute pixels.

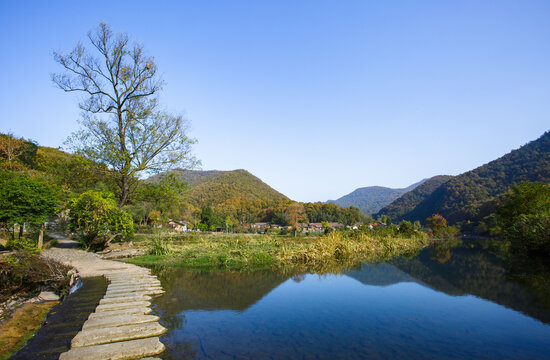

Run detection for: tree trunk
[[38, 225, 44, 249], [118, 174, 130, 207]]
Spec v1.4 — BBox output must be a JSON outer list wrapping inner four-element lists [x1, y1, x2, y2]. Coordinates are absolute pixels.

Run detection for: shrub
[[66, 191, 134, 250], [146, 236, 173, 256]]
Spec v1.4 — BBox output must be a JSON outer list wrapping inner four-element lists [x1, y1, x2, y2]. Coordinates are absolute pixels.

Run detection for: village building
[[166, 220, 189, 232]]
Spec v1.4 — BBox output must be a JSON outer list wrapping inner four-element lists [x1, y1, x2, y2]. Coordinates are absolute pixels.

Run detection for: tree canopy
[[0, 172, 58, 236], [53, 23, 196, 207], [496, 182, 550, 255], [66, 190, 134, 249]]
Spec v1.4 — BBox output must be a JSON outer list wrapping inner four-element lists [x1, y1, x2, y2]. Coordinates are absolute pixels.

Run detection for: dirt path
[[43, 235, 166, 360]]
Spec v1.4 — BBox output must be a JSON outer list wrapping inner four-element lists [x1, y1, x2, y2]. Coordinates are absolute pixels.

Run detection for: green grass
[[126, 231, 429, 273]]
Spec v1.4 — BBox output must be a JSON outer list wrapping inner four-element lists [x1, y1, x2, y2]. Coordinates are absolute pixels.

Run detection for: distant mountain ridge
[[380, 131, 550, 224], [328, 179, 427, 215], [376, 175, 454, 221]]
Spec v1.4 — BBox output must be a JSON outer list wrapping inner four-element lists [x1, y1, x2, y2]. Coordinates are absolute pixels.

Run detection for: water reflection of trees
[[151, 268, 289, 315], [389, 240, 550, 324]]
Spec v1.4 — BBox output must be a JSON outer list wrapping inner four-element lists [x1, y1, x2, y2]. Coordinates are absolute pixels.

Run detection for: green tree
[[127, 173, 188, 224], [496, 182, 550, 255], [285, 202, 308, 237], [0, 172, 58, 239], [66, 190, 134, 250], [398, 220, 415, 236], [53, 23, 196, 207], [426, 214, 448, 237]]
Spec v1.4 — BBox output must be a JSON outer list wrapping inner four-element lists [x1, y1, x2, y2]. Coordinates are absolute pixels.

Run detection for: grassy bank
[[0, 250, 71, 359], [0, 302, 58, 360], [126, 231, 429, 273]]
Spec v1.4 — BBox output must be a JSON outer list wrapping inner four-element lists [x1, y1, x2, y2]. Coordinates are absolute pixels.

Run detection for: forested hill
[[328, 179, 426, 215], [394, 131, 550, 224], [154, 169, 225, 187], [376, 175, 454, 221], [165, 169, 289, 207]]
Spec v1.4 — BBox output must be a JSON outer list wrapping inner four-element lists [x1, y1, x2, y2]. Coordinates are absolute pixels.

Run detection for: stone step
[[59, 337, 165, 360], [95, 300, 151, 312], [106, 274, 152, 281], [106, 285, 162, 293], [107, 283, 161, 291], [82, 314, 159, 330], [108, 280, 161, 287], [104, 289, 164, 297], [106, 274, 157, 281], [99, 295, 152, 305], [88, 307, 152, 320], [71, 322, 167, 348]]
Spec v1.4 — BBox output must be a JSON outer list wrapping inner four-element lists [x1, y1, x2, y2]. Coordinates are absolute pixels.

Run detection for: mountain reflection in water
[[148, 240, 550, 359]]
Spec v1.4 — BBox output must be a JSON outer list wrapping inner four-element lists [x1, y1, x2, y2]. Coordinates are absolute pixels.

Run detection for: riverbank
[[0, 247, 73, 359], [127, 231, 430, 273], [1, 235, 167, 360], [42, 244, 167, 360]]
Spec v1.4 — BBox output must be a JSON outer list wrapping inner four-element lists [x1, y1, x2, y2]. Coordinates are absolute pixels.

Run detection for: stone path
[[43, 235, 166, 360]]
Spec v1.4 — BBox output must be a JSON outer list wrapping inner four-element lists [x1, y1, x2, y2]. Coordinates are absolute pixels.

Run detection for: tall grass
[[131, 231, 429, 273], [276, 231, 429, 273]]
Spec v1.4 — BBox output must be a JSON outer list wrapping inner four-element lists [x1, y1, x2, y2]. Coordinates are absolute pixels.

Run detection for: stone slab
[[106, 285, 162, 292], [59, 337, 165, 360], [71, 322, 167, 347], [95, 300, 151, 312], [109, 280, 161, 286], [108, 279, 161, 285], [107, 275, 156, 280], [99, 295, 152, 305], [82, 314, 159, 330], [88, 307, 152, 320], [107, 283, 161, 291], [105, 288, 164, 297]]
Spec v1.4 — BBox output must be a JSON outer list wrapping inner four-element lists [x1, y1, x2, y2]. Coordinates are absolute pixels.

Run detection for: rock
[[38, 291, 60, 301]]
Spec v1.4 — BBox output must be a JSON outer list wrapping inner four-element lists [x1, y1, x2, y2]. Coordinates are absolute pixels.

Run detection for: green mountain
[[328, 179, 426, 215], [162, 169, 225, 187], [376, 175, 454, 221], [390, 131, 550, 224], [166, 169, 289, 207]]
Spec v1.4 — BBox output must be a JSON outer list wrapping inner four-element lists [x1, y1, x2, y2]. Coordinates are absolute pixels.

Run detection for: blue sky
[[1, 1, 549, 202]]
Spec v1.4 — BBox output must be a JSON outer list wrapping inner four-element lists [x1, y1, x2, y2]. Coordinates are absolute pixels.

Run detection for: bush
[[0, 252, 70, 303], [146, 236, 173, 256], [66, 191, 134, 250], [6, 237, 37, 252]]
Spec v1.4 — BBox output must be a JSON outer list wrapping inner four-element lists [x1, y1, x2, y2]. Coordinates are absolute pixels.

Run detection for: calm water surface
[[149, 241, 550, 359]]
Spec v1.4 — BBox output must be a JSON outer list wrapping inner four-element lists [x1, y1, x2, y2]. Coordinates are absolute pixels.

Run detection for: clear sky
[[1, 1, 549, 202]]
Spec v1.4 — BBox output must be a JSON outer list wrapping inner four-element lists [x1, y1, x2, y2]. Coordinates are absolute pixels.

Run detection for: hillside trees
[[53, 23, 196, 207], [0, 133, 25, 163], [285, 202, 308, 236], [0, 172, 58, 239], [496, 182, 550, 255], [126, 173, 188, 225]]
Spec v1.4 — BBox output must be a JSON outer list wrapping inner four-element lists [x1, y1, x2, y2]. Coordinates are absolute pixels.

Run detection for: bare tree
[[53, 23, 196, 207], [0, 133, 25, 162]]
